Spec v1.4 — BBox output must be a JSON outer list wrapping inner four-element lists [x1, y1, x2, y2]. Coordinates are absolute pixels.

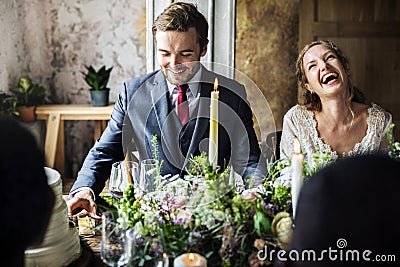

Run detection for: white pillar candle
[[291, 137, 304, 218], [208, 77, 219, 168], [174, 253, 207, 267]]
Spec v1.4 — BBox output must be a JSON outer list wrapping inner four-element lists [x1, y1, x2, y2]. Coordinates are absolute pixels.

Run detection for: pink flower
[[170, 195, 187, 210], [248, 252, 265, 267], [175, 209, 192, 226], [162, 195, 187, 211]]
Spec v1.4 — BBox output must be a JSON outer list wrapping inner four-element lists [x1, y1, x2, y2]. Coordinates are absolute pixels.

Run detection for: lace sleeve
[[379, 110, 393, 151], [280, 113, 297, 162], [280, 106, 307, 161], [277, 106, 302, 186]]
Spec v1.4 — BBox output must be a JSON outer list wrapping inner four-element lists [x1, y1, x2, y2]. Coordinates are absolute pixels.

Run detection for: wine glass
[[100, 211, 128, 267], [139, 159, 158, 194], [109, 161, 138, 199]]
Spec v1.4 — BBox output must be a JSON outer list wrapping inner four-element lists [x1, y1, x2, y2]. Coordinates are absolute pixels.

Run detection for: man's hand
[[67, 189, 100, 219]]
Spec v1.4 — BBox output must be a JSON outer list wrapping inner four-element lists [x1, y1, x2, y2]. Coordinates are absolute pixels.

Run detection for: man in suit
[[67, 2, 266, 216]]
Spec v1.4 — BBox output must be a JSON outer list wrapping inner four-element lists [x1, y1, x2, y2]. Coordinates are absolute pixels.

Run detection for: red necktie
[[177, 84, 189, 125]]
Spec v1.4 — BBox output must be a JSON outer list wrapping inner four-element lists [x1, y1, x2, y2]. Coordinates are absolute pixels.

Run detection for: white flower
[[271, 212, 293, 250]]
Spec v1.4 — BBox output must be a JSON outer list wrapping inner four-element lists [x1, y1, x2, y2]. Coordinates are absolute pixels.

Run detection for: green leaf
[[82, 65, 113, 90], [254, 211, 271, 236]]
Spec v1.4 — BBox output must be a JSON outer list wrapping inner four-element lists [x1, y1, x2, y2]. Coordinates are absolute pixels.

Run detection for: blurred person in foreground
[[0, 118, 55, 266]]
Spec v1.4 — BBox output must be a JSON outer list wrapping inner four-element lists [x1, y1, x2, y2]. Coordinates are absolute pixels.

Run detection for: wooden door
[[299, 0, 400, 139]]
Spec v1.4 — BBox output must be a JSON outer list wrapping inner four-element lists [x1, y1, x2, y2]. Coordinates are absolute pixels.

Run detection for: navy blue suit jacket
[[70, 67, 266, 196]]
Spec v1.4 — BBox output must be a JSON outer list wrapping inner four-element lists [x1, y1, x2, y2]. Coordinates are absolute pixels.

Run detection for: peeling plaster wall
[[47, 0, 146, 104], [0, 0, 52, 94], [0, 0, 146, 177], [46, 0, 146, 176], [0, 0, 29, 90]]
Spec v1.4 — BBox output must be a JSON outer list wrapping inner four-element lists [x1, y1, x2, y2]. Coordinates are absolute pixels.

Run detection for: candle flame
[[189, 253, 195, 261], [293, 138, 301, 154], [213, 77, 218, 91]]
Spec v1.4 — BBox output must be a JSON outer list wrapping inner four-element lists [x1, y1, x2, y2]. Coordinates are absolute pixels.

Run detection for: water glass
[[139, 159, 158, 193], [77, 211, 95, 237], [100, 211, 128, 267], [109, 161, 138, 199]]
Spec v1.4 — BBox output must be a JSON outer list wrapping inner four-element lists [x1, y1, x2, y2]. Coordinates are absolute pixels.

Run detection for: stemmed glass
[[139, 159, 158, 194], [100, 211, 128, 267], [109, 161, 138, 199]]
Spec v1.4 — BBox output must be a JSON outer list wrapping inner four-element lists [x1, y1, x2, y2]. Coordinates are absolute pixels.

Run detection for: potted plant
[[82, 65, 113, 106], [0, 92, 19, 118], [11, 77, 46, 122]]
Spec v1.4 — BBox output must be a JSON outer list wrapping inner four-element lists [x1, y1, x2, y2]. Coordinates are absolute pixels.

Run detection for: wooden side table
[[36, 104, 114, 176]]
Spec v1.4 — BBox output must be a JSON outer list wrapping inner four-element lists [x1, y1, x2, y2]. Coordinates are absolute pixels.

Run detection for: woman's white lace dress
[[278, 103, 392, 185]]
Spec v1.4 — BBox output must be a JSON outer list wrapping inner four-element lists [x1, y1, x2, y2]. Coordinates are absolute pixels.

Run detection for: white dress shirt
[[167, 67, 202, 118]]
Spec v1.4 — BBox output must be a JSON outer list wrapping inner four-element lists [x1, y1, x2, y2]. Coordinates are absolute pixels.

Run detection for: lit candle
[[291, 137, 304, 219], [208, 77, 219, 168], [174, 253, 207, 267]]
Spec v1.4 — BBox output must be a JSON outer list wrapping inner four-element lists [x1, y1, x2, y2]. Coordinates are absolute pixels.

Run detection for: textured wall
[[0, 0, 38, 90], [45, 0, 146, 176], [236, 0, 299, 139], [0, 0, 146, 177]]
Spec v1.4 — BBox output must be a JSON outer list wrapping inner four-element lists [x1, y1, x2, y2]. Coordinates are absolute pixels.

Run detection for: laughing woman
[[279, 40, 392, 180]]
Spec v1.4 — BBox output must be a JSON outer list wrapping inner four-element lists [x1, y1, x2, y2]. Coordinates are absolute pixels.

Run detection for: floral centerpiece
[[101, 125, 399, 266], [102, 153, 294, 266]]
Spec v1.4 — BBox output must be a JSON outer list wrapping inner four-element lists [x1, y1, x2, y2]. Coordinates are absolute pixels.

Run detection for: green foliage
[[151, 135, 163, 178], [11, 77, 46, 107], [186, 151, 225, 181], [386, 123, 400, 160], [302, 149, 338, 178], [82, 65, 113, 91], [0, 92, 19, 117]]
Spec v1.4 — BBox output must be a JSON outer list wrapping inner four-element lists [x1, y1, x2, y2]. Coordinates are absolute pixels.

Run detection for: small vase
[[17, 106, 36, 122], [90, 88, 110, 106]]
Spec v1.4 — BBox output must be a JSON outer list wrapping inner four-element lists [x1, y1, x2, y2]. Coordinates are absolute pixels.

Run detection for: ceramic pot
[[90, 89, 110, 106], [17, 106, 36, 122]]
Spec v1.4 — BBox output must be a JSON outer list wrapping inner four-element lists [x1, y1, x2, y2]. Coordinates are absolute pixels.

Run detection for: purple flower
[[192, 231, 201, 238]]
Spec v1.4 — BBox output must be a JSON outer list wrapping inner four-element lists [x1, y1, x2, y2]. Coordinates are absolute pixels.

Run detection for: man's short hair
[[152, 2, 208, 49]]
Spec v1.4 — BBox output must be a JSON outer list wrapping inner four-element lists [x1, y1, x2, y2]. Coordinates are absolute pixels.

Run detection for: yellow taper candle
[[209, 77, 219, 168]]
